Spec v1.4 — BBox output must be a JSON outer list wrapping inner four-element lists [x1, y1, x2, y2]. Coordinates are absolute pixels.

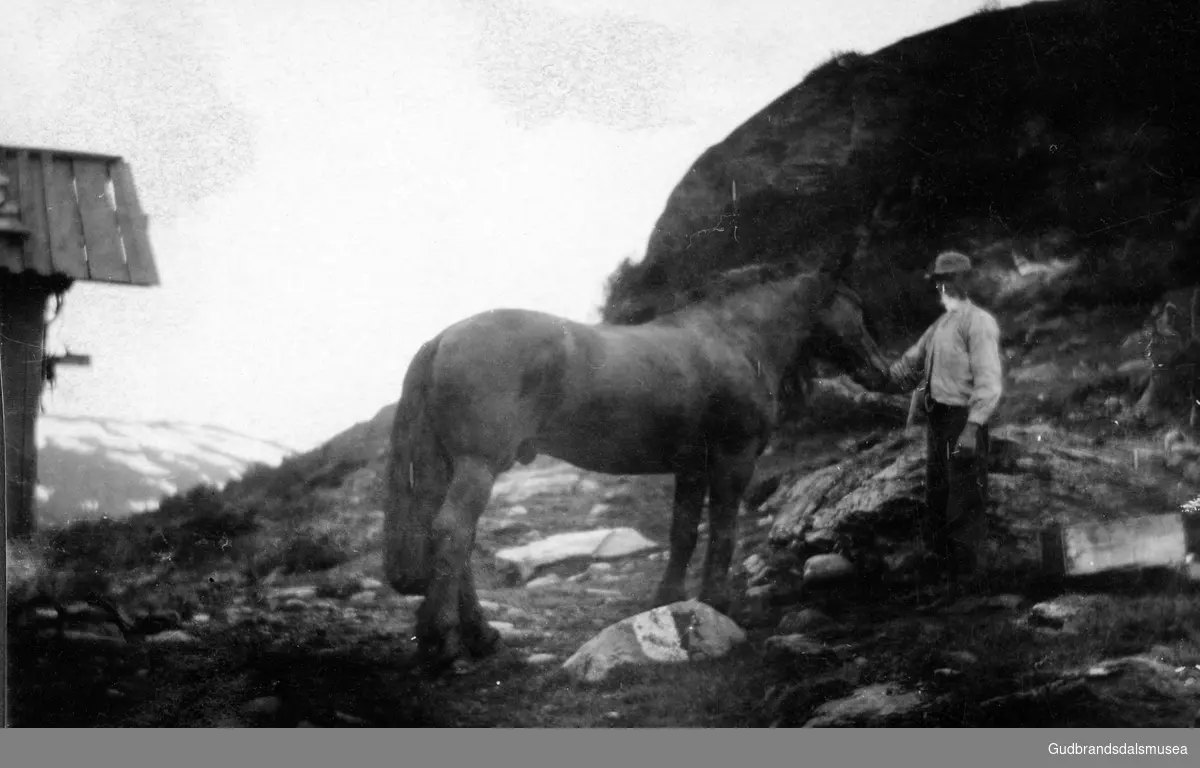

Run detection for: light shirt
[[889, 299, 1004, 425]]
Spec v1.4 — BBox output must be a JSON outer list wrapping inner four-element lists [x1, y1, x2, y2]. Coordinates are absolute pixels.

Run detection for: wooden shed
[[0, 145, 159, 540]]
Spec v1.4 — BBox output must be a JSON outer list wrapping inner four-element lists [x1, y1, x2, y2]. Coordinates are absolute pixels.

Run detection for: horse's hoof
[[464, 624, 502, 658], [417, 650, 470, 678]]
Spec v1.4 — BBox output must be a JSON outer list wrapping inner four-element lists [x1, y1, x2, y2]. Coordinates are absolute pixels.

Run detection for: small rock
[[803, 554, 855, 586], [587, 503, 614, 520], [526, 574, 562, 589], [743, 554, 769, 584], [988, 594, 1025, 610], [505, 505, 529, 517], [135, 669, 150, 678], [359, 577, 384, 591], [58, 629, 125, 646], [479, 599, 501, 611], [884, 551, 922, 574], [577, 478, 602, 494], [764, 634, 832, 658], [777, 608, 833, 634], [144, 630, 199, 644], [803, 683, 924, 727], [943, 650, 979, 667], [188, 613, 211, 625], [587, 562, 614, 576], [348, 591, 377, 605], [281, 598, 310, 612], [489, 621, 535, 639], [260, 568, 286, 586], [268, 586, 317, 601], [241, 696, 282, 716], [757, 515, 773, 528], [602, 488, 631, 502], [745, 584, 773, 599], [526, 653, 558, 665], [1028, 597, 1086, 629], [334, 711, 368, 725], [106, 688, 125, 699], [584, 588, 623, 598]]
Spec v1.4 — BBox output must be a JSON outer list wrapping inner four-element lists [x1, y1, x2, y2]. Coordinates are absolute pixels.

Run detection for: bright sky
[[1, 0, 1006, 453]]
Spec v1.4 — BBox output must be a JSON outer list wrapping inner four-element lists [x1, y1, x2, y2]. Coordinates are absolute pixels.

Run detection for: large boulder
[[562, 599, 746, 683], [746, 423, 1188, 592]]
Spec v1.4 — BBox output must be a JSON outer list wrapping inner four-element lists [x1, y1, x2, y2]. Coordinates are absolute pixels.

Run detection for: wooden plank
[[15, 151, 53, 276], [18, 286, 44, 538], [73, 160, 130, 283], [109, 160, 159, 286], [1059, 513, 1188, 576], [43, 155, 89, 279], [0, 143, 121, 163], [0, 278, 46, 539]]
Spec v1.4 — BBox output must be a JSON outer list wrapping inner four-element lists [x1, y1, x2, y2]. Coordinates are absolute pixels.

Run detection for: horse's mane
[[683, 261, 807, 304], [647, 261, 819, 322]]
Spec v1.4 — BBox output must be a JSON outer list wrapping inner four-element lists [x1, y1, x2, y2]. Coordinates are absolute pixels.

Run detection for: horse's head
[[806, 284, 891, 390]]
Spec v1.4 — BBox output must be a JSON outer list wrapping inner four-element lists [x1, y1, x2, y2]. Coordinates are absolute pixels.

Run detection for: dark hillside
[[600, 0, 1200, 356]]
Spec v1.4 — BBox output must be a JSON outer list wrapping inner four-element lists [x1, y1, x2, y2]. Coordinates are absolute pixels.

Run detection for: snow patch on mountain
[[35, 415, 296, 525]]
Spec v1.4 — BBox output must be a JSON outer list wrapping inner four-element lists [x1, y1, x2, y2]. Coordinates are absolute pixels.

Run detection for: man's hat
[[926, 251, 972, 280]]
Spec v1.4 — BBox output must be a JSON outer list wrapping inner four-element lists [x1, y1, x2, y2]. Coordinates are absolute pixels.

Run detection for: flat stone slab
[[496, 528, 659, 582], [803, 683, 925, 727], [491, 469, 583, 503], [562, 599, 746, 683]]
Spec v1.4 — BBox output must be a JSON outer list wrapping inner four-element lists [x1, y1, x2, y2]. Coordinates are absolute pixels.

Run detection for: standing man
[[885, 251, 1004, 600]]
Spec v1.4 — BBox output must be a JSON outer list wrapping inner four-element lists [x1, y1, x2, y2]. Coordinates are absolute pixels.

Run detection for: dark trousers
[[924, 401, 989, 579]]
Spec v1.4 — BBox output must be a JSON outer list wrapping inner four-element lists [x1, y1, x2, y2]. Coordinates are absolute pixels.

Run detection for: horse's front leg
[[415, 455, 494, 673], [652, 467, 707, 608], [698, 445, 756, 616]]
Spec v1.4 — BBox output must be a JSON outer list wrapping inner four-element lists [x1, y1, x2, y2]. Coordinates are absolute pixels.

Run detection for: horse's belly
[[536, 416, 690, 476]]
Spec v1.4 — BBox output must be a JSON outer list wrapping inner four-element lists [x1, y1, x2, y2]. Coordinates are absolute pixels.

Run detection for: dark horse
[[383, 263, 890, 672]]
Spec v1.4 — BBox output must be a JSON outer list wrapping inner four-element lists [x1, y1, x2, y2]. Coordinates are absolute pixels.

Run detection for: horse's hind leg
[[699, 447, 756, 615], [652, 468, 708, 608], [415, 455, 495, 672], [459, 564, 500, 658]]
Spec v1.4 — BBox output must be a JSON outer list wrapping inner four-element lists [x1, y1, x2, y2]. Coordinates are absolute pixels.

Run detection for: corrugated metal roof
[[0, 145, 159, 287]]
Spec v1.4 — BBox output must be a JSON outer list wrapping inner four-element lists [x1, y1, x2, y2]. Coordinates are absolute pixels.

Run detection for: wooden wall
[[0, 268, 66, 540]]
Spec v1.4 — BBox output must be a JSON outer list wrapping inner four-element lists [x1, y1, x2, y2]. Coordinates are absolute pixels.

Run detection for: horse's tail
[[383, 336, 451, 595]]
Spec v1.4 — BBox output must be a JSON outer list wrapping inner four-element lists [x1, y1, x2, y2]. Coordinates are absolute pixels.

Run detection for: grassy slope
[[10, 397, 1200, 727]]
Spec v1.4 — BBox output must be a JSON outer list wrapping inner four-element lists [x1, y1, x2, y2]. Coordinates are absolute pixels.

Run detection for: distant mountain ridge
[[35, 414, 297, 526]]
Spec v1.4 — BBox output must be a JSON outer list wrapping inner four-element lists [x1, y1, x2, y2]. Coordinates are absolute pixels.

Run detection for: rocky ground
[[9, 412, 1200, 727]]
